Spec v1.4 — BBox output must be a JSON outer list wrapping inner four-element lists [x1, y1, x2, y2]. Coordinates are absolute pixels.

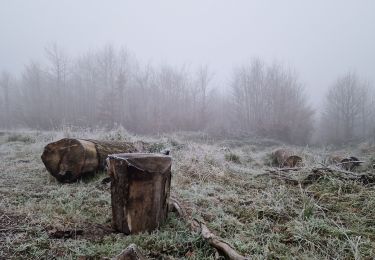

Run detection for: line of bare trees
[[319, 72, 375, 145], [230, 59, 314, 144], [0, 45, 214, 134], [0, 45, 374, 145]]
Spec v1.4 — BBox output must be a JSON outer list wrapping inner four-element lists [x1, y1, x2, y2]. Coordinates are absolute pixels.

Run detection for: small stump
[[107, 153, 172, 234]]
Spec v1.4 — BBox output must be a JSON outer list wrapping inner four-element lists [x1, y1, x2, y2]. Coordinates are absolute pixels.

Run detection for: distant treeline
[[0, 44, 374, 145]]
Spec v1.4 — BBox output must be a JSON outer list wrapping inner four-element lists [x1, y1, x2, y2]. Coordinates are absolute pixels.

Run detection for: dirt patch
[[0, 210, 31, 234], [0, 210, 33, 259], [46, 222, 114, 241]]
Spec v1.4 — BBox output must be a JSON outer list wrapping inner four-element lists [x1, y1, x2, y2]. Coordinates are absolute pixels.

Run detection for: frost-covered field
[[1, 129, 375, 259]]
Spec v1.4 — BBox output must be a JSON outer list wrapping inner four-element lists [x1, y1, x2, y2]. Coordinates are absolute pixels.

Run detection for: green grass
[[1, 130, 375, 259]]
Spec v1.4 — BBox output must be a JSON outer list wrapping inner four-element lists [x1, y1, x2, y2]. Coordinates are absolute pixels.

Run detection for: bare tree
[[20, 62, 49, 128], [0, 45, 338, 145], [231, 59, 313, 144], [0, 71, 11, 128], [45, 44, 69, 127], [195, 65, 213, 129], [321, 72, 373, 144]]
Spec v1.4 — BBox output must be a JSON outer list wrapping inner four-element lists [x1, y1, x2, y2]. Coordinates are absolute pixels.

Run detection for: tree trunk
[[41, 138, 145, 183], [107, 153, 171, 234]]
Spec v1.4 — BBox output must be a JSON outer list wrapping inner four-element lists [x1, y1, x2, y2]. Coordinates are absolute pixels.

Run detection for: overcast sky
[[1, 0, 374, 107]]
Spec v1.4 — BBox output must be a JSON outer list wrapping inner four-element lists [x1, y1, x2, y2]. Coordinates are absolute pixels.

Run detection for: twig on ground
[[263, 166, 375, 186], [112, 243, 147, 260], [169, 198, 248, 260]]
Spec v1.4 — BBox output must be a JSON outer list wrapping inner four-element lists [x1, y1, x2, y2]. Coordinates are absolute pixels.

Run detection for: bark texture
[[272, 148, 303, 168], [41, 138, 140, 183], [107, 153, 172, 234]]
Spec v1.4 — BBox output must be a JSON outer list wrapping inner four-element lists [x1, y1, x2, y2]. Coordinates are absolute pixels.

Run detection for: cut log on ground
[[41, 138, 143, 183], [272, 149, 302, 168], [169, 198, 248, 260], [108, 153, 172, 234]]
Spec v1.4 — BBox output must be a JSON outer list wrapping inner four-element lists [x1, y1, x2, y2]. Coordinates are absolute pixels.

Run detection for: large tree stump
[[107, 153, 172, 234], [41, 138, 143, 183]]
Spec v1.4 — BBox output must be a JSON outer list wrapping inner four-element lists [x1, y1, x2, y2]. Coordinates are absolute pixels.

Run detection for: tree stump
[[107, 153, 172, 234], [272, 148, 303, 168]]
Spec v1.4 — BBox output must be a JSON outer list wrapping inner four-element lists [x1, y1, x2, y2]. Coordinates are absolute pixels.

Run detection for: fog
[[1, 1, 375, 144]]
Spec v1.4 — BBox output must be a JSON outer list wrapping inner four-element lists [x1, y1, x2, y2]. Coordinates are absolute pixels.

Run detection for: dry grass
[[0, 129, 375, 259]]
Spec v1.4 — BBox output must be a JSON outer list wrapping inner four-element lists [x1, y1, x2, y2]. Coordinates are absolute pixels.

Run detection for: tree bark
[[272, 149, 302, 168], [107, 153, 171, 234], [41, 138, 144, 183]]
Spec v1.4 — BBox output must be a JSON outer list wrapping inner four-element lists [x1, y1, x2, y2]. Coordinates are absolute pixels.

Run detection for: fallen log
[[41, 138, 142, 183], [264, 166, 375, 186], [169, 198, 247, 260], [108, 153, 172, 234], [272, 149, 302, 168], [327, 155, 363, 171], [337, 156, 363, 171]]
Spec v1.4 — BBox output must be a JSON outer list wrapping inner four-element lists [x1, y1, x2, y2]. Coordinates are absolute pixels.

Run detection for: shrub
[[7, 134, 35, 143], [225, 152, 240, 163]]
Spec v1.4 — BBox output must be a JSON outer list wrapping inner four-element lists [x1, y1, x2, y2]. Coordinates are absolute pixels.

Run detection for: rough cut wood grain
[[107, 153, 172, 234], [41, 138, 140, 183]]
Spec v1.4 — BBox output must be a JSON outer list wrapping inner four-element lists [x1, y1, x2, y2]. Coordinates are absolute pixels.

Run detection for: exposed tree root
[[169, 197, 248, 260], [113, 244, 147, 260]]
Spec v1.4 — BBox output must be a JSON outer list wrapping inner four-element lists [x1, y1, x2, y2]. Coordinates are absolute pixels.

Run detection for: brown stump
[[107, 153, 172, 234], [272, 148, 303, 168]]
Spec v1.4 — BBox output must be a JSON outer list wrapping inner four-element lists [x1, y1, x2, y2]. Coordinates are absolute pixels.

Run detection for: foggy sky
[[1, 0, 374, 107]]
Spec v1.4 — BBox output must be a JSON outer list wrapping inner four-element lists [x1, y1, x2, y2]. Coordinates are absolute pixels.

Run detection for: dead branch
[[169, 198, 248, 260], [265, 166, 375, 186], [314, 166, 361, 178], [0, 228, 35, 233], [113, 244, 147, 260], [267, 167, 306, 173], [48, 229, 83, 239], [335, 160, 365, 166], [168, 197, 187, 220]]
